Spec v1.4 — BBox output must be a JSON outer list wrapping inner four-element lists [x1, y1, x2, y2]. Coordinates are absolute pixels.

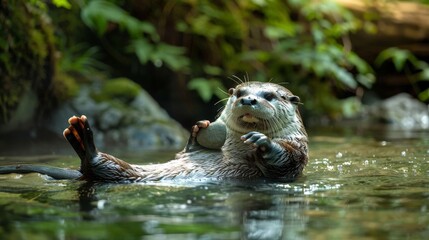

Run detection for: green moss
[[52, 73, 79, 102], [91, 78, 142, 103], [29, 29, 48, 60], [0, 0, 57, 124]]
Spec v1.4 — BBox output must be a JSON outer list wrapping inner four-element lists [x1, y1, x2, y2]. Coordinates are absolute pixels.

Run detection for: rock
[[196, 120, 227, 149], [46, 78, 188, 150], [0, 0, 58, 133], [0, 88, 38, 133], [99, 107, 123, 130], [365, 93, 429, 130]]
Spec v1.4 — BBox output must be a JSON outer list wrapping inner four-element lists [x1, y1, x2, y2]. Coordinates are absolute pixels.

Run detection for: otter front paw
[[241, 131, 272, 152], [185, 120, 212, 152], [191, 120, 211, 138]]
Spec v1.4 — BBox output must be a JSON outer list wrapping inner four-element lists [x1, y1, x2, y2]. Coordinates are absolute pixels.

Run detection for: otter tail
[[0, 165, 82, 180], [0, 115, 93, 180], [0, 115, 94, 180], [0, 115, 137, 182]]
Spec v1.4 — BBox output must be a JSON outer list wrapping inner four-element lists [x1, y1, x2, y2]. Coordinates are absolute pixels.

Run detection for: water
[[1, 129, 428, 239]]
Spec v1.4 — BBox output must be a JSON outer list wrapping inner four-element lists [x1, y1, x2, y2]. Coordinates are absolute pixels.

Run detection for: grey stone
[[0, 88, 38, 133], [365, 93, 429, 130], [47, 82, 188, 151]]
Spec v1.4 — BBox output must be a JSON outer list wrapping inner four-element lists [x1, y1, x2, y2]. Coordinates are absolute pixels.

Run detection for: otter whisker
[[244, 72, 250, 83], [217, 87, 229, 97], [214, 97, 229, 106], [276, 81, 289, 86], [215, 106, 226, 118], [229, 75, 244, 85]]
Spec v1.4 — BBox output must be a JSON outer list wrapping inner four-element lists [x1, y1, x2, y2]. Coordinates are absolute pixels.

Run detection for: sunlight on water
[[0, 130, 428, 239]]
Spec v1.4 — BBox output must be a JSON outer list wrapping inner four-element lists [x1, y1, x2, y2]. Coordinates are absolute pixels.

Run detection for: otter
[[0, 81, 308, 182]]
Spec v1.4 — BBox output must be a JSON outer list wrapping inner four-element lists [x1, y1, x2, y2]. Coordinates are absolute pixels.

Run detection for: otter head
[[222, 81, 303, 137]]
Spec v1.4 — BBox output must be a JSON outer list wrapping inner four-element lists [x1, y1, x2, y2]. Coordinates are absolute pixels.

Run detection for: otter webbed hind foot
[[64, 115, 144, 182], [63, 115, 97, 159], [63, 115, 100, 180]]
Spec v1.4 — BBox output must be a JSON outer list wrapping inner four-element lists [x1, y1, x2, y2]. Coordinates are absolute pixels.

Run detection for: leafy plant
[[28, 0, 71, 10], [59, 44, 106, 74], [81, 0, 189, 71], [375, 47, 429, 101], [176, 0, 375, 117], [52, 0, 71, 9], [188, 78, 227, 102], [48, 0, 378, 119]]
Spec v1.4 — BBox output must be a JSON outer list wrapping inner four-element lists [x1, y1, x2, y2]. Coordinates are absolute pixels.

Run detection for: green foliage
[[188, 78, 227, 102], [173, 0, 375, 116], [81, 0, 189, 70], [46, 0, 381, 119], [375, 47, 420, 71], [376, 47, 429, 101], [188, 65, 228, 102], [57, 0, 375, 117], [28, 0, 71, 10], [52, 0, 71, 9], [59, 45, 106, 74], [91, 78, 142, 103], [53, 73, 80, 102], [81, 0, 157, 37]]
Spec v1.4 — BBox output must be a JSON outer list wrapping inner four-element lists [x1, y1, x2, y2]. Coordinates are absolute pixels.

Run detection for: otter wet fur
[[0, 81, 308, 182]]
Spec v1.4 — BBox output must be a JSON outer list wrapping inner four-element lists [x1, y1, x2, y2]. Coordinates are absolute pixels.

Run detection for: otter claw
[[241, 131, 272, 151], [191, 120, 211, 138]]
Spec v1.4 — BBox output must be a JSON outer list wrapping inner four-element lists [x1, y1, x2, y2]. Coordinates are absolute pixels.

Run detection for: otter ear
[[228, 88, 235, 96], [288, 95, 301, 104]]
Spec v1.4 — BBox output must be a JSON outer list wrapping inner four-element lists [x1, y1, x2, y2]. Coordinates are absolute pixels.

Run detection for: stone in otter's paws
[[196, 120, 227, 150]]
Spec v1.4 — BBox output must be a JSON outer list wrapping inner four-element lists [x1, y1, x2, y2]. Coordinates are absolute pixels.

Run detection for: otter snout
[[240, 97, 258, 106]]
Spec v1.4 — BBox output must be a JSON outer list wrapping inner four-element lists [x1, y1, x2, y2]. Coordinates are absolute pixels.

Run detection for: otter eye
[[288, 95, 300, 104], [235, 89, 244, 98], [228, 88, 234, 96], [263, 92, 276, 101]]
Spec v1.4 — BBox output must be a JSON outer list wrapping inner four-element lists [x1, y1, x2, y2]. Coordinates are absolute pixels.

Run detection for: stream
[[0, 127, 428, 239]]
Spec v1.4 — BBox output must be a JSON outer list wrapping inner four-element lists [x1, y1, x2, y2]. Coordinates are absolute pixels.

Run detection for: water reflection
[[77, 182, 98, 220], [73, 180, 312, 239], [71, 177, 365, 239]]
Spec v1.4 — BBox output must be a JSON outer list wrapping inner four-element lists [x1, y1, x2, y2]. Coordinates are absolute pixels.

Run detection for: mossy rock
[[52, 73, 80, 102], [0, 0, 57, 128], [91, 78, 142, 104]]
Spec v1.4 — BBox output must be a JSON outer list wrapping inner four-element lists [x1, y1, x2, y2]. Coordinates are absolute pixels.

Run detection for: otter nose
[[240, 97, 257, 106]]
